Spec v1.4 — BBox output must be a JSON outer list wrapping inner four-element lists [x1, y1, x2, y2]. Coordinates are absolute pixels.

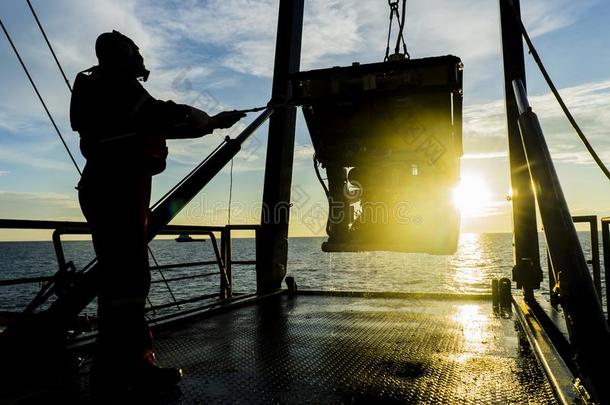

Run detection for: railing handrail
[[0, 219, 88, 231], [0, 219, 259, 321], [0, 218, 259, 234]]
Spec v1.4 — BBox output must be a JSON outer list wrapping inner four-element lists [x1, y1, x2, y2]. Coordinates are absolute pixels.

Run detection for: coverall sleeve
[[132, 87, 215, 139]]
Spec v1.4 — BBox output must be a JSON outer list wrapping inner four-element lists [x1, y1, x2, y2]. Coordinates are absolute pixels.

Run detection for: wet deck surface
[[151, 293, 556, 404], [4, 293, 557, 404]]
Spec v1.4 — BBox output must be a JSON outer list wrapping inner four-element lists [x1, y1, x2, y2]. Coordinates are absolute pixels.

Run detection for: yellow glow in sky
[[453, 173, 492, 219]]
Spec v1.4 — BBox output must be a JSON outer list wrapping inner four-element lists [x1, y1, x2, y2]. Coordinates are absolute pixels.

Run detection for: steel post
[[514, 80, 610, 401], [256, 0, 304, 293], [499, 0, 542, 297], [573, 216, 601, 302], [602, 217, 610, 320]]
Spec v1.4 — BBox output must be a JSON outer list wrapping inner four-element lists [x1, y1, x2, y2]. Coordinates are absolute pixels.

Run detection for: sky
[[1, 0, 610, 241]]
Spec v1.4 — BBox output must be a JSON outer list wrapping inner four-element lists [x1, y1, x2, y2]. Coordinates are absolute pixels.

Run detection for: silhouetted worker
[[70, 30, 244, 394]]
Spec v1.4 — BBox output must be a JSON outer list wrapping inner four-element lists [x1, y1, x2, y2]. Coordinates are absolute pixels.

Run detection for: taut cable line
[[508, 0, 610, 181], [0, 17, 82, 176], [26, 0, 73, 93]]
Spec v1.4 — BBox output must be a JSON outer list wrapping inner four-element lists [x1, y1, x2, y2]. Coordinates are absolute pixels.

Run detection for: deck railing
[[0, 219, 258, 327], [601, 217, 610, 318], [545, 216, 605, 314]]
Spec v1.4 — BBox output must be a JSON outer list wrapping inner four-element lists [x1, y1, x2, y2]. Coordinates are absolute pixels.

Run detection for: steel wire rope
[[149, 139, 227, 210], [394, 0, 409, 58], [147, 246, 181, 309], [13, 7, 183, 309], [384, 2, 397, 61], [384, 0, 409, 61], [227, 158, 234, 225], [9, 2, 277, 312], [508, 0, 610, 181], [26, 0, 72, 92], [0, 18, 82, 175]]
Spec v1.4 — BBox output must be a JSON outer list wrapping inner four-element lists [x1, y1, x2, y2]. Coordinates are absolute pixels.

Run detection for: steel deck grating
[[4, 294, 558, 404], [148, 294, 556, 404]]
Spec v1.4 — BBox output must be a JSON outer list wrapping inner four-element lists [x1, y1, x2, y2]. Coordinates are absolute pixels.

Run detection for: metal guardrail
[[0, 276, 53, 287], [549, 216, 603, 309], [542, 214, 608, 323], [0, 219, 259, 320], [572, 216, 602, 302], [601, 217, 610, 319]]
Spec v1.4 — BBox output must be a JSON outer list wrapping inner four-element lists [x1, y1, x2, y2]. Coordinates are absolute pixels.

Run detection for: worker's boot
[[91, 350, 182, 401], [130, 350, 183, 391]]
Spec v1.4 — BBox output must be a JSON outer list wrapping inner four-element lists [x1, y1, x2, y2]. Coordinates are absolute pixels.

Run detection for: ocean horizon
[[0, 232, 604, 316]]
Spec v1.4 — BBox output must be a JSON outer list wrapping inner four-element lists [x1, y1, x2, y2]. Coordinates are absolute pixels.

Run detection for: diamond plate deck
[[3, 293, 558, 404], [150, 294, 556, 404]]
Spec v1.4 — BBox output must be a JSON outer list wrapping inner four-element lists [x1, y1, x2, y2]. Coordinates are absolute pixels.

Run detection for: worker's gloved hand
[[211, 111, 246, 129]]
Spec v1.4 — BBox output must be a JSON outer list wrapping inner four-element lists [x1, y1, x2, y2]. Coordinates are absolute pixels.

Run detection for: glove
[[211, 111, 246, 129]]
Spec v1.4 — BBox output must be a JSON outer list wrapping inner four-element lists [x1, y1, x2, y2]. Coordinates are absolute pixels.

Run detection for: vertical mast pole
[[256, 0, 304, 293], [499, 0, 542, 297]]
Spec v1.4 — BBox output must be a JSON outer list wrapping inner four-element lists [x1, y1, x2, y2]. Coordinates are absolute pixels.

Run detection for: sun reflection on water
[[450, 233, 486, 289]]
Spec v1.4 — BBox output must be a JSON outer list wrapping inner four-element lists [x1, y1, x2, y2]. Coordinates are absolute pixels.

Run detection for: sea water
[[0, 233, 605, 316]]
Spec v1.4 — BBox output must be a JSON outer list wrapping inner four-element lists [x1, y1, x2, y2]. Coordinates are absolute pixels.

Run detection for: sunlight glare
[[453, 174, 492, 218], [452, 304, 491, 359]]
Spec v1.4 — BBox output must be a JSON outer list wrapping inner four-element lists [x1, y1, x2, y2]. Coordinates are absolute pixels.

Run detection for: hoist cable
[[227, 158, 234, 225], [147, 246, 180, 309], [508, 1, 610, 181], [384, 0, 409, 61], [5, 5, 268, 314], [384, 3, 396, 61], [12, 5, 183, 305], [395, 0, 409, 57], [26, 0, 72, 92], [0, 18, 82, 176]]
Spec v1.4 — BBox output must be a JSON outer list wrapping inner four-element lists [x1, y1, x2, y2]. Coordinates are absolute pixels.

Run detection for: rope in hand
[[9, 2, 273, 310], [5, 1, 292, 318]]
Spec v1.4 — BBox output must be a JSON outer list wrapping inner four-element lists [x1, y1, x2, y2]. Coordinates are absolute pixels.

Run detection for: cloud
[[0, 190, 77, 207], [0, 0, 595, 114], [138, 0, 277, 77], [0, 190, 81, 221], [294, 143, 315, 162], [0, 141, 78, 173], [166, 120, 249, 163], [521, 0, 594, 37], [0, 106, 49, 135], [0, 0, 603, 199], [461, 79, 610, 166], [0, 0, 593, 137], [138, 0, 592, 78], [462, 151, 508, 160]]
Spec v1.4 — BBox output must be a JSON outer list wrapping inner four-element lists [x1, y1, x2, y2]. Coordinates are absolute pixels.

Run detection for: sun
[[453, 174, 492, 218]]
